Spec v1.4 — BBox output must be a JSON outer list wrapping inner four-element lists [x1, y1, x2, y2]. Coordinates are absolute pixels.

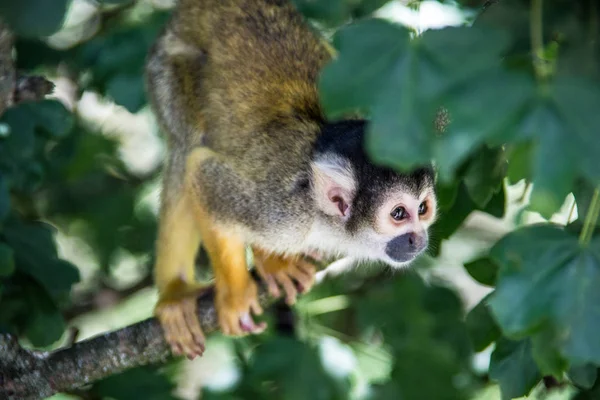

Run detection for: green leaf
[[483, 183, 506, 219], [463, 146, 506, 208], [106, 74, 146, 113], [499, 79, 600, 218], [428, 183, 477, 257], [93, 366, 178, 400], [489, 225, 600, 366], [506, 142, 533, 184], [464, 257, 498, 287], [23, 284, 66, 347], [0, 101, 73, 191], [323, 18, 600, 215], [0, 174, 9, 224], [387, 343, 472, 400], [465, 294, 501, 352], [0, 242, 15, 277], [530, 326, 568, 377], [248, 337, 345, 400], [27, 100, 74, 139], [292, 0, 348, 25], [292, 0, 392, 26], [569, 364, 598, 390], [71, 12, 169, 110], [0, 0, 69, 38], [2, 218, 80, 301], [320, 21, 513, 178], [0, 105, 37, 166], [489, 338, 541, 400]]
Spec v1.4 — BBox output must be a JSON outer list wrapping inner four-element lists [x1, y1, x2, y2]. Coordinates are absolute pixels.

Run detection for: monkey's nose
[[385, 232, 428, 262]]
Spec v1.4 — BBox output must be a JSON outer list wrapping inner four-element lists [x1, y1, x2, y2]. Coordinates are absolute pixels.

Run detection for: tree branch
[[0, 19, 15, 116], [0, 275, 275, 400], [0, 19, 54, 118]]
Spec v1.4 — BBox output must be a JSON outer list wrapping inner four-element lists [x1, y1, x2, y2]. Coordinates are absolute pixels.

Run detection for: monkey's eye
[[418, 201, 428, 215], [390, 206, 407, 221]]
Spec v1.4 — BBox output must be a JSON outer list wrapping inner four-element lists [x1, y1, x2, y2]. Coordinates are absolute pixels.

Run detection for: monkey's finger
[[255, 263, 282, 298], [250, 297, 264, 316], [172, 309, 198, 358], [297, 260, 317, 277], [264, 274, 281, 298], [166, 310, 191, 357], [225, 312, 245, 336], [182, 300, 206, 356], [276, 272, 297, 305], [158, 310, 182, 356]]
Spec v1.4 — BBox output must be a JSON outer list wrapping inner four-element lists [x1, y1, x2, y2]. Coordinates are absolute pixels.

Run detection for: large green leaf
[[0, 0, 69, 38], [462, 146, 506, 208], [0, 100, 73, 192], [26, 100, 74, 139], [569, 364, 598, 390], [70, 12, 169, 112], [489, 225, 600, 365], [320, 22, 511, 178], [321, 19, 600, 216], [489, 338, 541, 400], [464, 257, 498, 287], [2, 218, 79, 301], [23, 283, 66, 347], [465, 294, 501, 352]]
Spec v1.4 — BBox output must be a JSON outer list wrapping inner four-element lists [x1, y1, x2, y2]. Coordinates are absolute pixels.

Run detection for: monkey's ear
[[311, 155, 356, 218]]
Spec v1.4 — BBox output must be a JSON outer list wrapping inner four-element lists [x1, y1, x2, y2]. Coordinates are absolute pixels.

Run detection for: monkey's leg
[[252, 247, 316, 305], [154, 168, 206, 359], [187, 148, 266, 336]]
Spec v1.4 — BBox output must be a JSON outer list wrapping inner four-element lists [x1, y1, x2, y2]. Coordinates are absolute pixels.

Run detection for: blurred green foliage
[[1, 0, 600, 399]]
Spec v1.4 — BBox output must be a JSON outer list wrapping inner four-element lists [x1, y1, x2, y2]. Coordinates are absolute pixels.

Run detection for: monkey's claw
[[216, 280, 265, 336], [255, 253, 316, 305], [155, 296, 206, 360]]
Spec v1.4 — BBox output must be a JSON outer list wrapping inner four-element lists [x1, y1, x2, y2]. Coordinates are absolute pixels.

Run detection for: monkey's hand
[[253, 247, 316, 305], [216, 278, 265, 336], [155, 279, 207, 359]]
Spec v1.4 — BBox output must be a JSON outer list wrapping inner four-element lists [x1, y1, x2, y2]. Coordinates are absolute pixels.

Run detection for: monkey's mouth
[[384, 248, 427, 267]]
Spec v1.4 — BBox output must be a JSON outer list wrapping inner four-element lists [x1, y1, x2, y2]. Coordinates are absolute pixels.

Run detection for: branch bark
[[0, 19, 15, 116], [0, 18, 54, 118], [0, 278, 274, 400]]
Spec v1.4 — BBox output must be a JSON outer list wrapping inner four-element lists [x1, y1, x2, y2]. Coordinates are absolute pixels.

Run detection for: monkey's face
[[370, 187, 437, 266], [309, 157, 437, 267]]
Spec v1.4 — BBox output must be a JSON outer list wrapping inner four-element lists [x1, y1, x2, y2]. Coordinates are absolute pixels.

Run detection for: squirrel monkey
[[145, 0, 438, 359]]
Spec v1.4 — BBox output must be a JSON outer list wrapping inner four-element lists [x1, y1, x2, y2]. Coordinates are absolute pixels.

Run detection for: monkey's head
[[308, 120, 437, 268]]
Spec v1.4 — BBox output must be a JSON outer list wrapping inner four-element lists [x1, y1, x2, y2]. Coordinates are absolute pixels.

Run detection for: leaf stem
[[579, 187, 600, 246], [567, 198, 577, 224], [530, 0, 548, 79]]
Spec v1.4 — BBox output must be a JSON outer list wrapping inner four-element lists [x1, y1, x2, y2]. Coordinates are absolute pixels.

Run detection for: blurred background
[[0, 0, 590, 399]]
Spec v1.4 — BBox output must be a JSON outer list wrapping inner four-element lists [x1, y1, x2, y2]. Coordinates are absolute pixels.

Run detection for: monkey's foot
[[155, 288, 206, 360], [216, 279, 265, 336], [254, 251, 316, 305]]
